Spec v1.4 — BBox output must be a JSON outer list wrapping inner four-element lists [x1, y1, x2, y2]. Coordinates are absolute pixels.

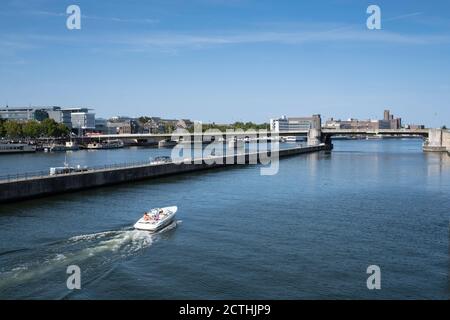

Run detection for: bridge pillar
[[322, 134, 333, 150], [307, 129, 322, 146], [443, 130, 450, 155], [423, 129, 448, 152]]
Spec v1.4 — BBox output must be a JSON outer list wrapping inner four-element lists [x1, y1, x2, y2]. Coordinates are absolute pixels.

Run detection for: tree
[[138, 116, 151, 124], [4, 121, 23, 138], [42, 119, 70, 137], [0, 119, 5, 137], [164, 124, 176, 134], [442, 125, 447, 130], [56, 123, 70, 137], [41, 118, 60, 137], [22, 120, 42, 138], [41, 118, 53, 136]]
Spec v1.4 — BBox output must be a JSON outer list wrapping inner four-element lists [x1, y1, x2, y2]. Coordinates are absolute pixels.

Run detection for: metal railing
[[0, 171, 49, 182], [0, 159, 159, 183], [0, 145, 310, 183]]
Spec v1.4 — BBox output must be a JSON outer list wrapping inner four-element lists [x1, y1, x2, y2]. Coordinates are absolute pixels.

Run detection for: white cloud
[[1, 24, 449, 60], [385, 12, 423, 22], [28, 10, 159, 24], [116, 27, 450, 49]]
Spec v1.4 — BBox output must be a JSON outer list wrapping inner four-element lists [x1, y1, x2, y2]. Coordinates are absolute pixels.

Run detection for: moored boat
[[158, 139, 178, 148], [150, 156, 172, 165], [49, 156, 88, 175], [65, 141, 79, 151], [0, 143, 36, 154], [87, 139, 124, 149], [284, 136, 304, 143]]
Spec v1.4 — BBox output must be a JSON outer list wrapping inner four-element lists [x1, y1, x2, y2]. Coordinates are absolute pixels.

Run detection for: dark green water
[[0, 139, 448, 299]]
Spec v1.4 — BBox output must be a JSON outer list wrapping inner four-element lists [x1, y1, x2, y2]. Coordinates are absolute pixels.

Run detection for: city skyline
[[1, 0, 449, 126], [0, 105, 428, 128]]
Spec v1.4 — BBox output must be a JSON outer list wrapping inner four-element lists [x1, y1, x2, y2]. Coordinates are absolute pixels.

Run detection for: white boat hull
[[134, 206, 178, 232]]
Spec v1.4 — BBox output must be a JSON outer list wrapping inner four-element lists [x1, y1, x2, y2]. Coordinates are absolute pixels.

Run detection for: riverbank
[[0, 144, 330, 203]]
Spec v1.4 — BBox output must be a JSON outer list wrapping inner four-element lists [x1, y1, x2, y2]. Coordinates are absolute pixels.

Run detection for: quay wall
[[0, 145, 329, 203]]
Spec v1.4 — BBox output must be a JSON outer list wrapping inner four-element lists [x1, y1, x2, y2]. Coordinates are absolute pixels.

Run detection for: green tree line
[[137, 116, 269, 133], [188, 122, 269, 133], [0, 119, 70, 139]]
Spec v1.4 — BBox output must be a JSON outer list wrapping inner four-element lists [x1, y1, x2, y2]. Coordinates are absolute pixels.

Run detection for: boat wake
[[0, 221, 180, 298]]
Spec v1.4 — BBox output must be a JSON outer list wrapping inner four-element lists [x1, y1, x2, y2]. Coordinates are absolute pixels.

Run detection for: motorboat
[[134, 206, 178, 232]]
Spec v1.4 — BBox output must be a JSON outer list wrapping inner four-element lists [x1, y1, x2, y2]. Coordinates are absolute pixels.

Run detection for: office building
[[270, 115, 321, 132], [0, 106, 48, 122], [46, 107, 73, 128], [71, 112, 96, 131]]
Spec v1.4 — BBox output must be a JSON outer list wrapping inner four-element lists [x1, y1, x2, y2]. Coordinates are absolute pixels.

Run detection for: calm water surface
[[0, 139, 448, 299]]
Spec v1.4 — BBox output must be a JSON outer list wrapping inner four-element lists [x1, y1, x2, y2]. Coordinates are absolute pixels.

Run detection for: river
[[0, 139, 448, 299]]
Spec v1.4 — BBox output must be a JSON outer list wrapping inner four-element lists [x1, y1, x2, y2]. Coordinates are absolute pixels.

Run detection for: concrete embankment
[[0, 145, 329, 203]]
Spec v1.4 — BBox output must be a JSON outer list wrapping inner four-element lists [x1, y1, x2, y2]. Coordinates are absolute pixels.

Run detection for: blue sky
[[0, 0, 449, 126]]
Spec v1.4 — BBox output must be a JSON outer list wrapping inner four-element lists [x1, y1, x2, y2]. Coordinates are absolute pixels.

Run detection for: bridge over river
[[81, 128, 449, 152]]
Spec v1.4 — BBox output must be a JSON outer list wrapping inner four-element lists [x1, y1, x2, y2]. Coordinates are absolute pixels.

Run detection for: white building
[[270, 115, 321, 132], [47, 107, 73, 128], [71, 112, 96, 130], [0, 107, 37, 121]]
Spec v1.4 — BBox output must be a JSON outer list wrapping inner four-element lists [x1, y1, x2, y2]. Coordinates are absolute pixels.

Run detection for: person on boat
[[143, 212, 151, 221]]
